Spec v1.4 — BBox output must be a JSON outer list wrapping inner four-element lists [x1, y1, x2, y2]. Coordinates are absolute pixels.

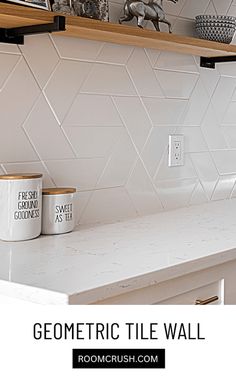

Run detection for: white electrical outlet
[[168, 135, 184, 167]]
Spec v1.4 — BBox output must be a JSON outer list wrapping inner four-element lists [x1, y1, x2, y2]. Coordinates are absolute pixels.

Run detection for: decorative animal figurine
[[119, 0, 178, 33]]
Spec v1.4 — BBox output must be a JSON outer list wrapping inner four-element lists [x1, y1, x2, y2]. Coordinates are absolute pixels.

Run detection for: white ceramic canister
[[0, 173, 42, 242], [42, 188, 76, 235]]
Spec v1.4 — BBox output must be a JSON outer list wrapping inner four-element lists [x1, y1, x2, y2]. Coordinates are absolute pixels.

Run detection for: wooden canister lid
[[42, 187, 76, 195], [0, 173, 43, 180]]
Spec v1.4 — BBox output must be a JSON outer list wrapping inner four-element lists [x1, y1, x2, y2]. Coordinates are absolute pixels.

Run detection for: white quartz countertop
[[1, 199, 236, 304]]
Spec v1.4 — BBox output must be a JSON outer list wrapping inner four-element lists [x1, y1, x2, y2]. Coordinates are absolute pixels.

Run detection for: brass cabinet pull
[[195, 295, 219, 305]]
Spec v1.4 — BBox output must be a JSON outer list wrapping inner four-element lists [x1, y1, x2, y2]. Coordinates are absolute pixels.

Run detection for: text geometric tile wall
[[1, 0, 236, 225]]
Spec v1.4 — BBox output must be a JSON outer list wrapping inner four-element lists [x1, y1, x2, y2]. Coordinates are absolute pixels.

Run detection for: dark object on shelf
[[74, 0, 108, 21], [49, 0, 109, 21], [119, 0, 178, 33], [0, 15, 65, 44], [200, 55, 236, 69]]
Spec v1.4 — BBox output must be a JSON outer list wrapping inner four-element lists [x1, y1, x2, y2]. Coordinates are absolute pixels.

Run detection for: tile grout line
[[188, 153, 214, 201]]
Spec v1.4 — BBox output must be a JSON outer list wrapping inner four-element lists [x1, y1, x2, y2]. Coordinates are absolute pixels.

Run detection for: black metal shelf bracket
[[0, 15, 66, 45], [200, 55, 236, 69]]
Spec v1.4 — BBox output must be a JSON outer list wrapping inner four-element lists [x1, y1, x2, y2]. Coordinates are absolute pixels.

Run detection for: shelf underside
[[1, 3, 236, 58]]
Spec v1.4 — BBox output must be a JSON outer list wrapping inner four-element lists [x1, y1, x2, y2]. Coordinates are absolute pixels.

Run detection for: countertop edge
[[69, 247, 236, 304], [0, 280, 69, 305]]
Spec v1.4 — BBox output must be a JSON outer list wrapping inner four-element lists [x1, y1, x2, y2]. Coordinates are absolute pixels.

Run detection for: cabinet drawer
[[156, 280, 223, 305]]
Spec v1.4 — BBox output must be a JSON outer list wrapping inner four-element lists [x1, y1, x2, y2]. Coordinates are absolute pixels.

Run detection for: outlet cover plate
[[168, 134, 184, 167]]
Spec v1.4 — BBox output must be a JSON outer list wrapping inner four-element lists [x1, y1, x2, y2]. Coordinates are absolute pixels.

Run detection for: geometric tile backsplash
[[1, 0, 236, 225]]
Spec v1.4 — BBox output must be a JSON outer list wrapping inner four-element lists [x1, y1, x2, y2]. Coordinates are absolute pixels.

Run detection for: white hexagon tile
[[1, 1, 236, 225]]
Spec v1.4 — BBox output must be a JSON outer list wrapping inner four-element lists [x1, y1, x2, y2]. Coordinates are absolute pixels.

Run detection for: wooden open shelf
[[1, 3, 236, 57]]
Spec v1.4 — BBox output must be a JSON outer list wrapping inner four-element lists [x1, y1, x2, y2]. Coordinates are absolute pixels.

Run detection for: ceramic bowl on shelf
[[195, 14, 236, 44]]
